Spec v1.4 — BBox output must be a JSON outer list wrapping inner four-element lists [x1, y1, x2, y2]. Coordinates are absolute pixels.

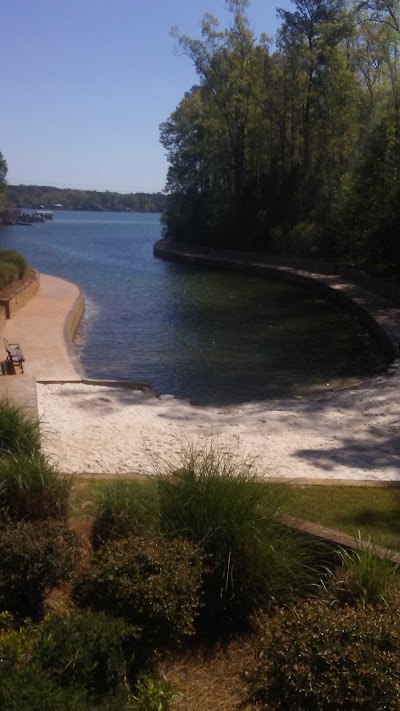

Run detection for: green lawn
[[70, 478, 400, 552]]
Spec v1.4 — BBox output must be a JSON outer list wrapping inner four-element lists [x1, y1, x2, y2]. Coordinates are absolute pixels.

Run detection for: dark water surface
[[0, 211, 387, 404]]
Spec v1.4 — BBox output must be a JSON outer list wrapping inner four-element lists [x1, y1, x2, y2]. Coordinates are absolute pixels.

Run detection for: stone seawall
[[154, 239, 400, 363]]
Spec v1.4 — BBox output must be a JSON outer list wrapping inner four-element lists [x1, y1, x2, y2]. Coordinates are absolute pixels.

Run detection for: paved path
[[3, 274, 83, 382], [0, 274, 83, 417]]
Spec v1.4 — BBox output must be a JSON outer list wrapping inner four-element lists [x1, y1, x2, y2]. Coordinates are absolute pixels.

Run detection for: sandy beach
[[37, 363, 400, 481]]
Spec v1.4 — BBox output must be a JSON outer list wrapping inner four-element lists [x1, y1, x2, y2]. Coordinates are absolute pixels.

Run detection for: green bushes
[[0, 399, 41, 457], [0, 454, 72, 521], [245, 601, 400, 710], [0, 520, 80, 617], [91, 478, 159, 549], [156, 446, 324, 633], [32, 610, 139, 705], [0, 666, 88, 711], [0, 249, 29, 279], [73, 534, 204, 648]]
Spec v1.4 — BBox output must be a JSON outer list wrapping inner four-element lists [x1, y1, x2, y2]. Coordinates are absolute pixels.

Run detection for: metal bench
[[4, 339, 25, 373]]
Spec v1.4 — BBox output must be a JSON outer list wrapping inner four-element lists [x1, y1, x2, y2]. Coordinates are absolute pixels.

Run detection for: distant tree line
[[7, 184, 167, 213], [160, 0, 400, 272]]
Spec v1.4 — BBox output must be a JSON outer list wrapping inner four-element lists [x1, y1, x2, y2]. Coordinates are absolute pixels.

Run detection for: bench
[[4, 339, 25, 373]]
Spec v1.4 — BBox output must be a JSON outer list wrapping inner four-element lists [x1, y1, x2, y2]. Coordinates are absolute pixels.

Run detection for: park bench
[[4, 339, 25, 373]]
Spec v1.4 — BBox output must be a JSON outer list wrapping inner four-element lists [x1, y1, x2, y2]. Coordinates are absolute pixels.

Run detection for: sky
[[1, 0, 293, 193]]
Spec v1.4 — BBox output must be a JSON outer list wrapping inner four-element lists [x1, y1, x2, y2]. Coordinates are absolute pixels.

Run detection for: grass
[[70, 478, 400, 552], [278, 485, 400, 552]]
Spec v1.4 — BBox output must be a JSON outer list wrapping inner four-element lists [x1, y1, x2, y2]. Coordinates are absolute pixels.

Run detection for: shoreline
[[4, 263, 399, 482]]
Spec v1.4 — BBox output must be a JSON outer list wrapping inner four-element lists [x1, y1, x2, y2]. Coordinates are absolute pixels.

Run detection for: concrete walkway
[[0, 274, 84, 415], [3, 274, 83, 382]]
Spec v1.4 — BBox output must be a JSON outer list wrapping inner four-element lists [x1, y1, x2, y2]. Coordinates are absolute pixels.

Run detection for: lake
[[0, 211, 387, 404]]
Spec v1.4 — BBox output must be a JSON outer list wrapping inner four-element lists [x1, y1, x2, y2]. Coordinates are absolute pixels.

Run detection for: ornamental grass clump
[[0, 399, 41, 457], [321, 541, 400, 607], [0, 454, 72, 521], [0, 249, 29, 279], [91, 478, 159, 550], [155, 444, 325, 635], [245, 600, 400, 710]]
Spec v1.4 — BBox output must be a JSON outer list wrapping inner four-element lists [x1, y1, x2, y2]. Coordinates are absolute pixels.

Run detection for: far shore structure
[[1, 247, 400, 481]]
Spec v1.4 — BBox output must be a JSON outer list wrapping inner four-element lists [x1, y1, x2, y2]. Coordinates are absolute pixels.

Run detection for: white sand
[[36, 365, 400, 481]]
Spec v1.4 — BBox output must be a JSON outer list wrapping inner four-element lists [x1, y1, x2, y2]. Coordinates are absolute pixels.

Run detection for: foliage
[[0, 454, 72, 521], [0, 666, 88, 711], [32, 610, 139, 704], [91, 478, 159, 549], [321, 542, 400, 607], [0, 263, 19, 291], [0, 520, 80, 618], [245, 600, 400, 709], [156, 444, 326, 635], [160, 0, 400, 271], [128, 673, 181, 710], [0, 399, 41, 458], [73, 534, 204, 648], [7, 184, 168, 213], [0, 250, 28, 278]]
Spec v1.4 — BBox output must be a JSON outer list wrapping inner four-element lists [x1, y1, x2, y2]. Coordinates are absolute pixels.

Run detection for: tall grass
[[322, 539, 400, 606], [0, 399, 41, 457], [91, 478, 159, 549], [0, 454, 72, 521], [155, 443, 326, 634]]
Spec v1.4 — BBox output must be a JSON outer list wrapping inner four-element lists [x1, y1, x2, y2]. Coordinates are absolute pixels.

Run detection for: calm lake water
[[0, 211, 388, 404]]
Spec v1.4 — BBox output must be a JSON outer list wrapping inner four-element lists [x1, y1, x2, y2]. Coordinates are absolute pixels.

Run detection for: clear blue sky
[[1, 0, 293, 193]]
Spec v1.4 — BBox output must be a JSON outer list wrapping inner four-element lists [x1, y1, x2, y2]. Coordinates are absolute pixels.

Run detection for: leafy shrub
[[73, 534, 204, 648], [32, 610, 139, 704], [0, 399, 41, 457], [0, 520, 80, 618], [245, 601, 400, 709], [0, 613, 35, 675], [91, 478, 159, 550], [129, 673, 181, 710], [0, 250, 29, 279], [322, 543, 400, 607], [0, 666, 88, 711], [0, 263, 19, 291], [0, 454, 72, 521], [156, 444, 325, 634]]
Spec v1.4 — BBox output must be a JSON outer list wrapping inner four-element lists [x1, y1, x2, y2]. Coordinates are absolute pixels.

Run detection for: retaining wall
[[154, 239, 400, 362], [0, 269, 40, 323]]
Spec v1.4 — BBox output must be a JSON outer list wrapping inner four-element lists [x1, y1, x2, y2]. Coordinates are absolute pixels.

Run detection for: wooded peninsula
[[160, 0, 400, 275]]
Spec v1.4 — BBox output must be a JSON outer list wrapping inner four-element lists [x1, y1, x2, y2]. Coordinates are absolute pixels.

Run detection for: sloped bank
[[154, 239, 400, 363]]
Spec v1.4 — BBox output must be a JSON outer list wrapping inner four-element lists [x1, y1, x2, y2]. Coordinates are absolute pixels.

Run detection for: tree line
[[160, 0, 400, 272], [5, 184, 167, 213]]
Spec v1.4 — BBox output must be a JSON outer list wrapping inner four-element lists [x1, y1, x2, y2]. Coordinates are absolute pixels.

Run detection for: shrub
[[0, 399, 41, 457], [73, 534, 204, 648], [0, 520, 80, 618], [0, 263, 19, 291], [322, 543, 400, 607], [91, 478, 159, 550], [129, 673, 181, 710], [0, 249, 29, 278], [0, 666, 88, 711], [245, 601, 400, 709], [32, 610, 140, 704], [156, 444, 325, 634], [0, 454, 72, 521]]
